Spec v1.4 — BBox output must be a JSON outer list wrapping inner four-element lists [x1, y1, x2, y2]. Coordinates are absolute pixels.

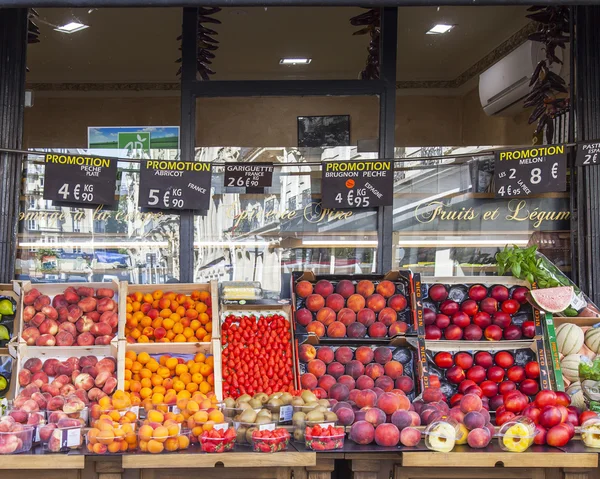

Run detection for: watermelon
[[529, 286, 574, 313]]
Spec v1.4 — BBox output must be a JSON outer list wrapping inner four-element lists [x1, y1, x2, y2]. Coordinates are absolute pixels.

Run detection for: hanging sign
[[494, 145, 567, 198], [139, 160, 212, 210], [43, 153, 117, 206], [321, 159, 394, 209], [576, 141, 600, 166], [224, 163, 274, 188]]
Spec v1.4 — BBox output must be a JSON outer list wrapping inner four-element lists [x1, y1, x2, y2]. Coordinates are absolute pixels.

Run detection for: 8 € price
[[147, 188, 184, 209], [58, 183, 94, 202], [335, 189, 370, 207]]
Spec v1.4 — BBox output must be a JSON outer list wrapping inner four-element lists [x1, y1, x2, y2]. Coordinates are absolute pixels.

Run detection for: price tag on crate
[[43, 153, 117, 206], [139, 160, 212, 210], [279, 405, 293, 423], [321, 159, 393, 209], [258, 423, 276, 431], [224, 163, 273, 189], [494, 145, 567, 198], [576, 141, 600, 166]]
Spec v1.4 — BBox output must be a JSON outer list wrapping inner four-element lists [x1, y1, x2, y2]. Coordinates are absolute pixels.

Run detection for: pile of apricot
[[138, 409, 190, 454], [90, 390, 135, 422], [125, 289, 212, 343], [86, 416, 137, 454]]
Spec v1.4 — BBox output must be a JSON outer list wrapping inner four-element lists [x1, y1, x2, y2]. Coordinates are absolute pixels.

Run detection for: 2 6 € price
[[227, 176, 260, 188], [147, 188, 184, 209], [58, 183, 94, 202]]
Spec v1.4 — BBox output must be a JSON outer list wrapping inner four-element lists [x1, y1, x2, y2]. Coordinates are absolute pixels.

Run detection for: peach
[[464, 411, 486, 430], [307, 359, 326, 378], [77, 286, 94, 297], [57, 307, 69, 323], [36, 334, 56, 346], [350, 420, 375, 445], [77, 332, 95, 346], [422, 387, 443, 403], [34, 294, 51, 311], [467, 427, 491, 448], [305, 294, 325, 312], [377, 392, 402, 415], [99, 311, 118, 329], [317, 374, 336, 392], [346, 360, 365, 379], [374, 347, 392, 364], [335, 280, 355, 299], [336, 406, 355, 426], [327, 321, 346, 337], [23, 288, 41, 305], [356, 375, 375, 390], [400, 427, 421, 447], [347, 294, 366, 313], [316, 307, 336, 326], [77, 297, 97, 313], [364, 407, 386, 427], [355, 346, 374, 365], [384, 361, 403, 380], [39, 319, 58, 336], [378, 307, 398, 327], [102, 377, 117, 395], [295, 281, 313, 298], [24, 358, 42, 374], [76, 316, 94, 333], [87, 310, 101, 322], [356, 280, 375, 298], [82, 365, 98, 378], [391, 410, 413, 430], [365, 363, 385, 380], [334, 346, 354, 365], [388, 294, 408, 312], [300, 373, 318, 390], [55, 331, 75, 346], [96, 358, 116, 373], [88, 388, 106, 402], [368, 322, 387, 338], [31, 312, 46, 327], [60, 384, 76, 396], [327, 362, 345, 379], [314, 280, 334, 298], [74, 373, 94, 391], [90, 322, 112, 337], [325, 293, 345, 312], [357, 308, 376, 327], [395, 376, 414, 393], [56, 362, 74, 377], [347, 322, 367, 338], [52, 293, 68, 309], [356, 390, 377, 408], [47, 411, 67, 424], [64, 288, 80, 304], [74, 388, 90, 404], [337, 308, 356, 325], [338, 375, 356, 391], [375, 423, 400, 446], [329, 383, 350, 402], [376, 280, 396, 298], [306, 321, 325, 337], [298, 344, 317, 363], [409, 411, 421, 427], [79, 356, 97, 368], [58, 321, 77, 336], [42, 358, 59, 377], [96, 298, 117, 313], [375, 376, 394, 392], [67, 305, 82, 323], [96, 288, 115, 299], [295, 308, 313, 327], [22, 305, 36, 323], [19, 369, 31, 386], [48, 396, 65, 411], [366, 294, 386, 312], [316, 346, 334, 364], [460, 394, 482, 414], [94, 335, 111, 345], [41, 306, 58, 321]]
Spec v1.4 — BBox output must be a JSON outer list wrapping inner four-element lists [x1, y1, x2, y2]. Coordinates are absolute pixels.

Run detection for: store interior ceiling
[[26, 6, 530, 88]]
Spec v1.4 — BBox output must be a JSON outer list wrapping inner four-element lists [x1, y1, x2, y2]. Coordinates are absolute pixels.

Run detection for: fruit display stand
[[0, 284, 20, 399]]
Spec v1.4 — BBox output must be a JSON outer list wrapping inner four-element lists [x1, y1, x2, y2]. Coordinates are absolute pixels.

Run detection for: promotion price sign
[[321, 159, 393, 209], [576, 141, 600, 166], [224, 163, 273, 188], [43, 153, 117, 206], [139, 160, 212, 211], [494, 145, 567, 198]]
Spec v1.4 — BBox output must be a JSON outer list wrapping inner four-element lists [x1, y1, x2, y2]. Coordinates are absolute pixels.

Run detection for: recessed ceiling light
[[54, 22, 89, 34], [426, 24, 454, 35], [279, 58, 312, 65]]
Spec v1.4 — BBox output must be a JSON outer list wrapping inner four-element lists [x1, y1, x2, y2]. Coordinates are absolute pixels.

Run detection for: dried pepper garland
[[176, 7, 221, 80], [524, 6, 570, 144], [350, 8, 380, 80]]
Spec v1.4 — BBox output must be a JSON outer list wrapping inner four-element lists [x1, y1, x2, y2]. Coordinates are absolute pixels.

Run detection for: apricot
[[147, 439, 164, 454], [97, 429, 115, 445], [316, 307, 337, 326], [153, 426, 169, 442], [347, 294, 366, 313]]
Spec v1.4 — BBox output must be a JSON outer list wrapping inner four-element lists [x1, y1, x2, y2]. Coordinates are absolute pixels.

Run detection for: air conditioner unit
[[479, 40, 563, 117]]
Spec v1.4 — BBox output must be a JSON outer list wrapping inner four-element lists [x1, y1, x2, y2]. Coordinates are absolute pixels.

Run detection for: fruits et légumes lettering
[[425, 283, 533, 341], [222, 313, 294, 398], [22, 286, 117, 347], [295, 279, 409, 339], [125, 290, 212, 343]]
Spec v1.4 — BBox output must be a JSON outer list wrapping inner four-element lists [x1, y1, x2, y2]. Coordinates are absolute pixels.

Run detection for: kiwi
[[324, 411, 338, 422], [224, 397, 236, 408], [315, 405, 327, 413], [292, 411, 306, 426], [318, 399, 331, 408], [236, 427, 247, 443], [239, 408, 257, 423], [291, 397, 305, 407], [254, 393, 269, 404], [301, 390, 317, 404], [238, 402, 252, 411], [236, 394, 251, 404], [255, 416, 273, 425], [248, 398, 263, 409], [257, 409, 272, 419], [306, 410, 325, 422], [267, 398, 283, 408], [279, 392, 293, 405], [294, 428, 305, 442], [246, 427, 257, 444], [269, 392, 283, 400]]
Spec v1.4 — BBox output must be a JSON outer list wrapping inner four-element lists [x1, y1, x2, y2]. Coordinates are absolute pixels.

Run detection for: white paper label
[[65, 428, 81, 447], [317, 422, 335, 428], [213, 423, 229, 431], [279, 405, 293, 422], [258, 423, 275, 431]]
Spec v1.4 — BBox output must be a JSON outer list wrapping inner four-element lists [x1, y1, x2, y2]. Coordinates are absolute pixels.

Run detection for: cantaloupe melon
[[560, 354, 582, 382], [567, 382, 585, 410], [556, 323, 585, 355], [585, 327, 600, 354]]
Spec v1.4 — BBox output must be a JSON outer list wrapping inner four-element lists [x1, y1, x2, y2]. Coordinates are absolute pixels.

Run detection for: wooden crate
[[119, 338, 223, 400], [14, 279, 120, 345], [119, 281, 219, 341]]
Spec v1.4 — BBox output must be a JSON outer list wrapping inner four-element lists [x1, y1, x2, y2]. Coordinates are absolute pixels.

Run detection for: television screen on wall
[[297, 115, 350, 147]]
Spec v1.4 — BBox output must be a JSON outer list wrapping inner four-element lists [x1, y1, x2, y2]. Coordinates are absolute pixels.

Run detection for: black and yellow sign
[[321, 159, 393, 209], [494, 145, 567, 198], [576, 141, 600, 166], [43, 153, 117, 206], [139, 160, 212, 211], [224, 163, 273, 189]]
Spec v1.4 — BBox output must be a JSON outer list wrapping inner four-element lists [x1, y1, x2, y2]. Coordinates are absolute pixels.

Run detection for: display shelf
[[0, 454, 85, 469]]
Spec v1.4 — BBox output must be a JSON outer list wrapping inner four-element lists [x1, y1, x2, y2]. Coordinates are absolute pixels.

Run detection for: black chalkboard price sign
[[43, 153, 117, 206], [224, 163, 273, 188], [139, 160, 212, 211], [321, 159, 394, 209], [494, 145, 567, 198], [576, 141, 600, 166]]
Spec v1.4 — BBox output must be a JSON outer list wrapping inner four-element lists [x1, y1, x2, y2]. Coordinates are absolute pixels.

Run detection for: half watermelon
[[528, 286, 574, 313]]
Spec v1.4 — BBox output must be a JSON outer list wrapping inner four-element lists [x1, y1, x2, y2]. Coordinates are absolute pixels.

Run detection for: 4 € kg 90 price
[[57, 183, 95, 203], [335, 189, 370, 207], [146, 188, 184, 209]]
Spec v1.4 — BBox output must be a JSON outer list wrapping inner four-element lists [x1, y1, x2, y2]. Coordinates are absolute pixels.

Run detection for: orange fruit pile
[[86, 416, 137, 454], [124, 351, 215, 405], [138, 414, 190, 453], [125, 289, 212, 343], [90, 390, 135, 422]]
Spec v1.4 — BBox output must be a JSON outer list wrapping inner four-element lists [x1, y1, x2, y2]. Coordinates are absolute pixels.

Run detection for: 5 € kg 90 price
[[57, 183, 95, 202], [146, 189, 184, 209], [335, 189, 370, 207]]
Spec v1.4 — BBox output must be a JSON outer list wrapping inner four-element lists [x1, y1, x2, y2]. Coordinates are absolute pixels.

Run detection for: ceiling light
[[302, 240, 378, 247], [426, 24, 454, 35], [194, 241, 274, 247], [279, 58, 312, 65], [397, 239, 528, 247], [54, 22, 89, 34]]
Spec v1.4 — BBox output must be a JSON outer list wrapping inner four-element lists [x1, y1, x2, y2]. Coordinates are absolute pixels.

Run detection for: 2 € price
[[58, 183, 94, 202]]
